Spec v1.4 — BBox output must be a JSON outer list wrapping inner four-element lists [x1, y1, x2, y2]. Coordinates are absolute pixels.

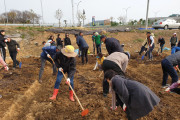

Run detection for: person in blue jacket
[[171, 46, 180, 54], [39, 46, 60, 83], [75, 32, 89, 64]]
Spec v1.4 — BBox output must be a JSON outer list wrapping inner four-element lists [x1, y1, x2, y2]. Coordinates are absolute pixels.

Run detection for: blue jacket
[[171, 47, 180, 54], [41, 46, 57, 59], [76, 36, 89, 50]]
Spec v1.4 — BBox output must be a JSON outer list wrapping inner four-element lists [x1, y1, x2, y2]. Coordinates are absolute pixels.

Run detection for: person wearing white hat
[[170, 33, 178, 48], [49, 45, 77, 101]]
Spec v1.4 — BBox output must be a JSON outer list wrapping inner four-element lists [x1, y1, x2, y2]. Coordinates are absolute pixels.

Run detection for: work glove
[[4, 66, 9, 71], [17, 48, 20, 51], [47, 54, 51, 58], [165, 87, 170, 92], [4, 47, 7, 50], [66, 78, 70, 85], [123, 104, 127, 112], [4, 39, 8, 42], [59, 67, 63, 72]]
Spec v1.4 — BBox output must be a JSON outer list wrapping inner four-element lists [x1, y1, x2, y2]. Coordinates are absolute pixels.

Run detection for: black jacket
[[0, 34, 6, 48], [112, 75, 160, 120], [54, 52, 76, 78], [105, 38, 123, 55], [158, 38, 165, 46], [56, 38, 63, 46], [64, 37, 71, 46], [6, 40, 20, 52]]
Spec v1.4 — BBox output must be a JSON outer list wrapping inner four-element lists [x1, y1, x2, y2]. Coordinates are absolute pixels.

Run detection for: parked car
[[152, 18, 180, 30]]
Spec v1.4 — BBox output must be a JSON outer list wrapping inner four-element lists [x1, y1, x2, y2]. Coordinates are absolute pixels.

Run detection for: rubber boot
[[49, 89, 59, 100], [69, 90, 75, 102]]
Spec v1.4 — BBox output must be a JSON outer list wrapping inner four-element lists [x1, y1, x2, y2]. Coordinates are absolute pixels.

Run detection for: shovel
[[49, 56, 89, 116], [61, 71, 89, 117], [141, 51, 148, 60], [17, 51, 22, 68]]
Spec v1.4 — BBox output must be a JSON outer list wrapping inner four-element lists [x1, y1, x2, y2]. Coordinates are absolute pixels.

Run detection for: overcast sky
[[0, 0, 180, 24]]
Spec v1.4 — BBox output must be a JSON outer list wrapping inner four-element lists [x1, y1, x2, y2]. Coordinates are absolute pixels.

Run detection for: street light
[[123, 7, 130, 24], [4, 0, 8, 24], [40, 0, 44, 24], [145, 0, 150, 30]]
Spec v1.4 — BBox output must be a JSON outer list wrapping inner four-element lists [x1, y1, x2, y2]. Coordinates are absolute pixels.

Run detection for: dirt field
[[0, 28, 180, 120]]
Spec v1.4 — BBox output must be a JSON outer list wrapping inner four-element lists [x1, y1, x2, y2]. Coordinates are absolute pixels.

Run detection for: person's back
[[166, 51, 180, 66], [64, 37, 71, 46], [77, 36, 89, 49], [105, 38, 123, 54], [56, 38, 63, 46], [6, 40, 19, 52], [170, 36, 177, 45], [95, 35, 101, 45], [158, 38, 165, 46], [41, 46, 57, 58]]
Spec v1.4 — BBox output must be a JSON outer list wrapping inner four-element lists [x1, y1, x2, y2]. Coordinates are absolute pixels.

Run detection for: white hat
[[174, 33, 177, 35]]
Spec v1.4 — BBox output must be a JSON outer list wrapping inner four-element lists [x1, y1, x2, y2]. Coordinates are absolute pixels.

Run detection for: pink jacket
[[0, 55, 6, 67]]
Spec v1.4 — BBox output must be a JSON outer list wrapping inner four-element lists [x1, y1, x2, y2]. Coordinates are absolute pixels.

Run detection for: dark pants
[[171, 44, 176, 49], [161, 59, 178, 86], [9, 51, 19, 68], [160, 44, 164, 53], [148, 44, 155, 60], [96, 44, 101, 54], [81, 47, 88, 64], [0, 48, 6, 61], [102, 60, 125, 94], [93, 43, 95, 54], [39, 56, 57, 80], [139, 46, 147, 55]]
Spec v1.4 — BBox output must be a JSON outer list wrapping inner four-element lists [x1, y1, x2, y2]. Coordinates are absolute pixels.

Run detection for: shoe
[[49, 89, 59, 100], [39, 79, 42, 83], [103, 93, 107, 97], [162, 84, 170, 88], [69, 90, 75, 102]]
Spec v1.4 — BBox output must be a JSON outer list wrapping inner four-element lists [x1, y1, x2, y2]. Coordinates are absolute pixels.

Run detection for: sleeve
[[54, 52, 60, 68], [150, 36, 154, 46], [76, 37, 80, 46], [69, 38, 71, 45], [122, 60, 128, 72], [106, 44, 111, 55], [14, 40, 20, 48], [113, 78, 129, 105], [0, 38, 6, 47], [68, 58, 76, 78], [170, 37, 172, 43], [42, 47, 48, 54]]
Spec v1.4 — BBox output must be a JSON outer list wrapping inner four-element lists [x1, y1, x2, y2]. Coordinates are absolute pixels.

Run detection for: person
[[104, 70, 160, 120], [6, 39, 20, 69], [64, 33, 71, 46], [165, 80, 180, 92], [48, 35, 56, 46], [157, 36, 165, 53], [171, 46, 180, 54], [146, 32, 155, 61], [170, 33, 178, 48], [139, 39, 148, 56], [75, 32, 89, 64], [177, 39, 180, 47], [102, 52, 130, 96], [93, 52, 105, 70], [161, 51, 180, 88], [0, 53, 9, 71], [56, 34, 63, 48], [0, 30, 8, 61], [100, 35, 123, 55], [49, 45, 77, 101], [94, 32, 101, 54], [39, 46, 60, 83], [92, 32, 96, 55]]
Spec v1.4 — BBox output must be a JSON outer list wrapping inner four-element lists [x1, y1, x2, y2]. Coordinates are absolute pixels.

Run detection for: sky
[[0, 0, 180, 25]]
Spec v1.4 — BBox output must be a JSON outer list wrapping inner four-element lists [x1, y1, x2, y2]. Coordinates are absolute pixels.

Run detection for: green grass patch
[[133, 38, 144, 43]]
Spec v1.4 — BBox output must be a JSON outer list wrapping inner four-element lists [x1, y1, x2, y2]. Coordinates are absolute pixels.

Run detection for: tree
[[64, 20, 67, 27], [55, 9, 63, 27], [117, 16, 126, 25]]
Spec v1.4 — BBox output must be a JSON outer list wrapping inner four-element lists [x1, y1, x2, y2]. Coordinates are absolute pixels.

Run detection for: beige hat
[[61, 45, 77, 57]]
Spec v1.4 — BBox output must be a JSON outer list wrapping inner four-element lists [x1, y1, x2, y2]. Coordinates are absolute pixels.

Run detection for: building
[[85, 19, 111, 27]]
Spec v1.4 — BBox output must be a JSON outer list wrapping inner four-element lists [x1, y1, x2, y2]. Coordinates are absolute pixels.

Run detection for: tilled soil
[[0, 55, 179, 120]]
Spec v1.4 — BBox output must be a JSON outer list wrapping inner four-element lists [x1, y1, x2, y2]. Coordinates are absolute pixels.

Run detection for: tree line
[[0, 9, 40, 24]]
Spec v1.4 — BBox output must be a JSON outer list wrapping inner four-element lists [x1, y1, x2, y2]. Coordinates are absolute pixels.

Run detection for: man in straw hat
[[49, 45, 77, 101]]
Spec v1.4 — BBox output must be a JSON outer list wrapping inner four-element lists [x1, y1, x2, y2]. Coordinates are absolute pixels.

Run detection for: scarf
[[109, 80, 116, 110]]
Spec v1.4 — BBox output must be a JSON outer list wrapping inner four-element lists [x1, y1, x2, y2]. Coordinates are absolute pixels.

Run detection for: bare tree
[[55, 9, 63, 27], [117, 16, 126, 25], [64, 20, 67, 27], [76, 10, 81, 27]]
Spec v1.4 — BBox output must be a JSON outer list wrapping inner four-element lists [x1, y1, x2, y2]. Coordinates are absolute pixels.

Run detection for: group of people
[[0, 30, 20, 70], [0, 29, 179, 120]]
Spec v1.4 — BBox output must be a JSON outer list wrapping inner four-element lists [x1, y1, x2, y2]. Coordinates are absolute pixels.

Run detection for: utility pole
[[145, 0, 150, 30], [123, 7, 130, 24], [40, 0, 44, 24], [4, 0, 8, 24], [71, 0, 75, 27]]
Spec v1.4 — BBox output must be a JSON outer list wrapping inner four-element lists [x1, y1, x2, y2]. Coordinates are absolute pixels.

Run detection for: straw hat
[[61, 45, 77, 57]]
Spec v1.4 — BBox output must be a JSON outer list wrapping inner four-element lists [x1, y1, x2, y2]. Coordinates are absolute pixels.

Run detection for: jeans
[[160, 44, 164, 53], [161, 59, 178, 86], [171, 44, 176, 49], [81, 47, 88, 64], [96, 44, 101, 54], [9, 51, 19, 68], [39, 57, 57, 80], [54, 71, 74, 90], [171, 47, 180, 54], [148, 44, 154, 60]]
